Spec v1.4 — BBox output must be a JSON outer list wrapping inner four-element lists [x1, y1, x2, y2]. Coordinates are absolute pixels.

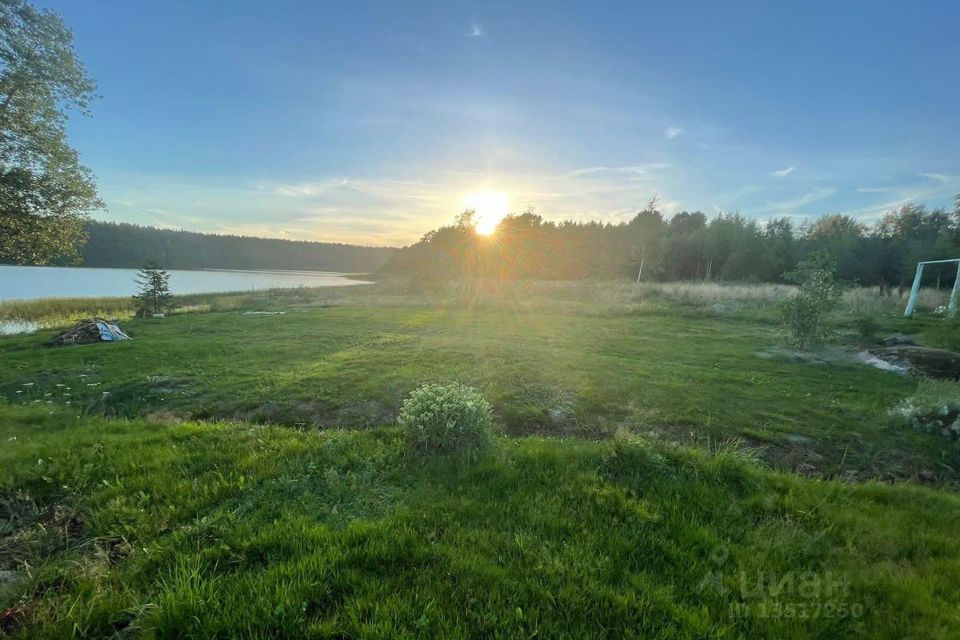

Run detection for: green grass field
[[2, 281, 960, 637]]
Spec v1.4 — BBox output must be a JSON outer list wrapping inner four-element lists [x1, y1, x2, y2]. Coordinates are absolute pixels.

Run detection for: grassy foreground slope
[[2, 406, 959, 638]]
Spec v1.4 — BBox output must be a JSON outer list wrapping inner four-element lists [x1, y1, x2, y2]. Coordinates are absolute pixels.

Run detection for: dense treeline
[[71, 221, 395, 273], [382, 196, 960, 287]]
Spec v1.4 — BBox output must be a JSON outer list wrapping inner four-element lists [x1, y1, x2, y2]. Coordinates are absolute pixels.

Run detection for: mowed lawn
[[0, 300, 948, 482]]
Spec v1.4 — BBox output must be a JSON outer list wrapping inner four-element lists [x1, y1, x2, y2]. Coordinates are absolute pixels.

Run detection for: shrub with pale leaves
[[399, 382, 493, 456]]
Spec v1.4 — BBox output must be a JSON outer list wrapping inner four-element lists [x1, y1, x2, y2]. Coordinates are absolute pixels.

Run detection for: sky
[[44, 0, 960, 246]]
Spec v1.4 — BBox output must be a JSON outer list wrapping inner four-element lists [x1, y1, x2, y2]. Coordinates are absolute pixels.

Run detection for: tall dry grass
[[637, 281, 794, 305], [841, 286, 947, 316], [0, 288, 278, 329], [0, 296, 136, 326], [355, 278, 949, 319], [276, 278, 797, 316]]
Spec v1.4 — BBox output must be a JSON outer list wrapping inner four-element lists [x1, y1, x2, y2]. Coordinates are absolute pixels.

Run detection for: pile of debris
[[49, 318, 131, 346]]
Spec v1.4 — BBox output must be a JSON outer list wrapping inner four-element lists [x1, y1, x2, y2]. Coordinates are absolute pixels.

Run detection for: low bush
[[779, 252, 844, 349], [398, 382, 493, 456]]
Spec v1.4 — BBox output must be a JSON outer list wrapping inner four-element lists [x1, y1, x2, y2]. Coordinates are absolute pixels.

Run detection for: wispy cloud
[[772, 166, 795, 178], [564, 163, 669, 180], [855, 186, 896, 194], [920, 172, 957, 184], [272, 179, 349, 198], [846, 173, 960, 220], [664, 126, 685, 140], [468, 22, 485, 37], [766, 187, 837, 211]]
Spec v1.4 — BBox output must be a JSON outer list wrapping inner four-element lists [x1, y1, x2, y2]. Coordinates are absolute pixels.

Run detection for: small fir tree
[[133, 262, 173, 317]]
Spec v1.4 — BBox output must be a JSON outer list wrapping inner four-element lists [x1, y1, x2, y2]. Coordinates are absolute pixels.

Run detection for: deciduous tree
[[0, 0, 100, 264]]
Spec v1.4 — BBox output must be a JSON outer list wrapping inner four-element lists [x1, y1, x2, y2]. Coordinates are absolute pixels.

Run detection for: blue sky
[[46, 0, 960, 245]]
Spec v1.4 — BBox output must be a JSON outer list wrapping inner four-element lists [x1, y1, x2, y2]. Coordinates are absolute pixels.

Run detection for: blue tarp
[[95, 322, 130, 341]]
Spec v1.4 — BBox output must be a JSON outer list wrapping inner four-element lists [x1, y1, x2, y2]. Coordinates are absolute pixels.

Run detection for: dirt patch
[[869, 346, 960, 379]]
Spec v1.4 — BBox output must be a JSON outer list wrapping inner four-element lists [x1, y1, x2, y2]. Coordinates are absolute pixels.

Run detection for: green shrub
[[398, 382, 493, 455], [889, 379, 960, 442], [778, 252, 843, 349]]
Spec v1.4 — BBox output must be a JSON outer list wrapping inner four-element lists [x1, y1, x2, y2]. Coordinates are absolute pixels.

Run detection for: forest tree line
[[382, 195, 960, 288], [70, 221, 395, 273]]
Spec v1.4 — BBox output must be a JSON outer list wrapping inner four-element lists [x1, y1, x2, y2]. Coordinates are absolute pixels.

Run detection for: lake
[[0, 265, 371, 302]]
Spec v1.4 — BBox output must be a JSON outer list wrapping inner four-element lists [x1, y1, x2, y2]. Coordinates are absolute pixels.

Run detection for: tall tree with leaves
[[0, 0, 101, 265]]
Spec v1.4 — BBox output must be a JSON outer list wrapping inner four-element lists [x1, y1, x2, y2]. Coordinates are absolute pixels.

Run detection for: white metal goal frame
[[903, 258, 960, 318]]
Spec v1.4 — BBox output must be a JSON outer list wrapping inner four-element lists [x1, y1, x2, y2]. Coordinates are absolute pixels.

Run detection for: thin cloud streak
[[664, 126, 685, 140], [564, 164, 670, 179], [845, 173, 960, 220], [765, 187, 838, 211]]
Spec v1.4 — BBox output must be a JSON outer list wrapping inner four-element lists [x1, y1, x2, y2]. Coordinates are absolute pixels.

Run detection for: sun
[[463, 191, 509, 235]]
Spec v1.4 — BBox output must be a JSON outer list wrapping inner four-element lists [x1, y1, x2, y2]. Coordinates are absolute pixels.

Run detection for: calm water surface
[[0, 265, 370, 302]]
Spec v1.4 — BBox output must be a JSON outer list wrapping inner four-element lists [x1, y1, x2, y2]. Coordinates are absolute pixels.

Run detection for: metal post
[[636, 243, 645, 283], [904, 263, 925, 317], [949, 262, 960, 318]]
